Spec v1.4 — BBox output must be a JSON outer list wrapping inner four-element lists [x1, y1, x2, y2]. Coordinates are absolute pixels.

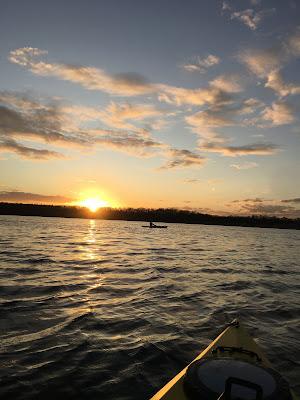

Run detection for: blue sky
[[0, 0, 300, 216]]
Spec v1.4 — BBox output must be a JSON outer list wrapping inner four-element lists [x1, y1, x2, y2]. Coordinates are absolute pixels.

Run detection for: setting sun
[[79, 198, 109, 212], [71, 188, 120, 211]]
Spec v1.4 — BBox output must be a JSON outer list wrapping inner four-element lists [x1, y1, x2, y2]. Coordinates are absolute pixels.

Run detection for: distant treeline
[[0, 202, 299, 230]]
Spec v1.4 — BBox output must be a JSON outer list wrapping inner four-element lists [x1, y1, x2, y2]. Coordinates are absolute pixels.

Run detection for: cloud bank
[[0, 92, 165, 159], [232, 198, 300, 218], [0, 191, 73, 203], [8, 39, 297, 163]]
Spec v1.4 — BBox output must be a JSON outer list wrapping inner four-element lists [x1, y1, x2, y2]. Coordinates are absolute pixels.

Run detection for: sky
[[0, 0, 300, 217]]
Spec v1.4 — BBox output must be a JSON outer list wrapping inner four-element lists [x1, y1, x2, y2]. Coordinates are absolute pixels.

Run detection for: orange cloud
[[9, 47, 154, 96], [262, 101, 295, 126], [201, 142, 278, 156], [181, 54, 220, 73]]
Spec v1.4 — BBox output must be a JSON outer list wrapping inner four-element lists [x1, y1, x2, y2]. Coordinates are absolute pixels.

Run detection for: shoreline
[[1, 202, 299, 230]]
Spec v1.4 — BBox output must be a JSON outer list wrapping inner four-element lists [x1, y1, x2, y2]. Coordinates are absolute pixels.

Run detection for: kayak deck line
[[150, 319, 298, 400]]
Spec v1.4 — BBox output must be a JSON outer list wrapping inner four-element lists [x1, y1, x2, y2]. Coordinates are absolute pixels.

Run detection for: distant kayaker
[[150, 221, 154, 227]]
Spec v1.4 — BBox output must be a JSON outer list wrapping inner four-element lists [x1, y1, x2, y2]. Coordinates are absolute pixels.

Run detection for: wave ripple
[[0, 216, 299, 399]]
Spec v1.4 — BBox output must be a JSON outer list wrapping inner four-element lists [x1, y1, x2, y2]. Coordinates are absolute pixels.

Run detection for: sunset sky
[[0, 0, 300, 217]]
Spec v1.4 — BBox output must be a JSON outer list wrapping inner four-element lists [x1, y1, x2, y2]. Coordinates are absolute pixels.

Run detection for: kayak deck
[[142, 226, 168, 228], [150, 320, 297, 400]]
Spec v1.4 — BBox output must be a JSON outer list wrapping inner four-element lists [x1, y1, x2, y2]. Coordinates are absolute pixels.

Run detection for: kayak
[[142, 226, 168, 229], [150, 319, 298, 400]]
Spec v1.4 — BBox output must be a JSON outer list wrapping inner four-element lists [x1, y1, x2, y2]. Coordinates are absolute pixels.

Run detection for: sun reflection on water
[[81, 219, 97, 260], [80, 219, 103, 300]]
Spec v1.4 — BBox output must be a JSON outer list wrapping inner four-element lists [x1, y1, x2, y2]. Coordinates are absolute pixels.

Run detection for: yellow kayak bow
[[150, 320, 298, 400]]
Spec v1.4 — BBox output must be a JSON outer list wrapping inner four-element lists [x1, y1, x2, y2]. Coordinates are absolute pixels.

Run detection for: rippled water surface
[[0, 215, 299, 399]]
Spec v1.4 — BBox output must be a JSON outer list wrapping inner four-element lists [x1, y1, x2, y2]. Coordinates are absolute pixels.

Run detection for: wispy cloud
[[201, 142, 278, 156], [8, 48, 242, 110], [231, 198, 264, 204], [230, 8, 275, 30], [239, 29, 300, 99], [222, 1, 231, 12], [262, 101, 295, 126], [159, 148, 206, 169], [230, 161, 258, 170], [186, 105, 236, 131], [287, 28, 300, 57], [0, 92, 164, 159], [159, 73, 242, 109], [0, 94, 91, 160], [265, 70, 300, 97], [158, 84, 232, 107], [60, 101, 167, 132], [181, 54, 220, 73], [239, 98, 265, 115], [209, 74, 243, 93], [97, 102, 164, 130], [222, 0, 275, 30], [183, 77, 246, 144], [239, 47, 284, 78], [182, 178, 202, 184], [0, 190, 73, 203], [281, 197, 300, 203], [9, 47, 48, 66], [232, 197, 300, 218], [9, 47, 155, 96], [94, 128, 164, 157], [0, 104, 89, 147], [5, 46, 292, 162], [0, 138, 64, 160], [184, 86, 279, 157]]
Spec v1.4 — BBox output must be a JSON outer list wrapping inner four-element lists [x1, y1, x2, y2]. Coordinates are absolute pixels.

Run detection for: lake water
[[0, 215, 299, 399]]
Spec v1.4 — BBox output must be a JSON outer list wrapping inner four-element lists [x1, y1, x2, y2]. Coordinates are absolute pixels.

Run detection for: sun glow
[[79, 197, 109, 212], [71, 187, 120, 211]]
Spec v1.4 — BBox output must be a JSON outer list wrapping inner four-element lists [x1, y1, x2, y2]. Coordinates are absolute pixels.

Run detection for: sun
[[79, 197, 109, 212], [71, 189, 119, 211]]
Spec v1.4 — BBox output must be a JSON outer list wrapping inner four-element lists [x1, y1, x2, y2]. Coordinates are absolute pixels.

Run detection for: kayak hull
[[150, 320, 298, 400], [142, 226, 168, 228]]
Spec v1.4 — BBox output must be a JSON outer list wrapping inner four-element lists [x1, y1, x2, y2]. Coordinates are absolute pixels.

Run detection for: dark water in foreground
[[0, 215, 299, 399]]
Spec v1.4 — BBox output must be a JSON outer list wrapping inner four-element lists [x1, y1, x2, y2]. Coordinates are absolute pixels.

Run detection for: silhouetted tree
[[0, 202, 299, 230]]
